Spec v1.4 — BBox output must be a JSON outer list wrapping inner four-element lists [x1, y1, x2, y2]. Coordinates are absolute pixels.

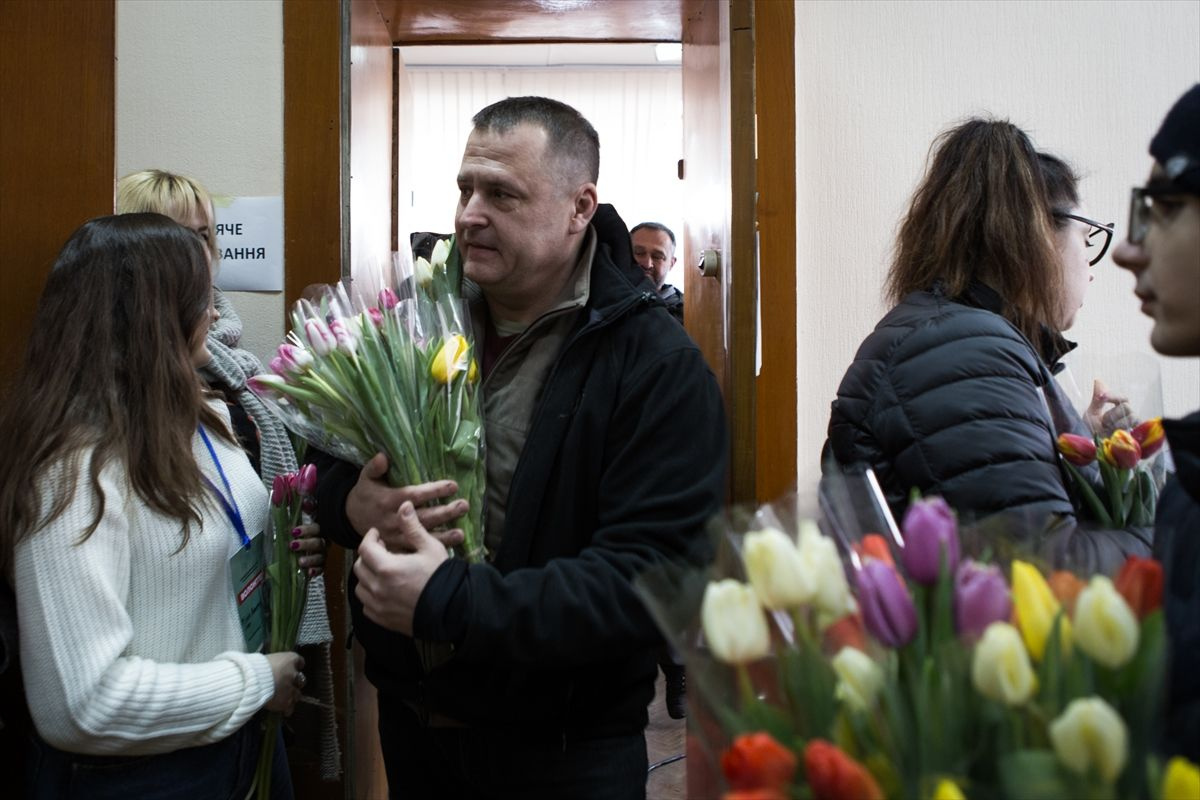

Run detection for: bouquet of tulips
[[1057, 418, 1166, 528], [251, 464, 317, 799], [250, 238, 486, 562], [638, 480, 1199, 800]]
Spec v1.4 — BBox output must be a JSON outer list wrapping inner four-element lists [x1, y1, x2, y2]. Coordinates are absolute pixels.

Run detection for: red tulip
[[1114, 556, 1163, 619], [1131, 418, 1166, 458], [1057, 433, 1098, 467], [721, 732, 797, 792], [1101, 429, 1141, 469], [722, 790, 789, 800], [803, 739, 884, 800]]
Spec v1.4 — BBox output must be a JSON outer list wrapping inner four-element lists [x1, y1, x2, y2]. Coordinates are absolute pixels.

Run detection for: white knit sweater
[[16, 405, 275, 755]]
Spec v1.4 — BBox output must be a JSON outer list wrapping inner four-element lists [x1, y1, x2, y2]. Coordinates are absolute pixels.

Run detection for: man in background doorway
[[632, 222, 683, 322]]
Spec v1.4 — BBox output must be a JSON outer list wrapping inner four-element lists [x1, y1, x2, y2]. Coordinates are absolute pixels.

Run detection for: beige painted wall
[[116, 0, 284, 363], [795, 0, 1200, 490]]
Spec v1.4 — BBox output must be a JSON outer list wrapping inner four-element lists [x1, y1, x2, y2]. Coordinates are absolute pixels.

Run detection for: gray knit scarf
[[202, 290, 341, 779]]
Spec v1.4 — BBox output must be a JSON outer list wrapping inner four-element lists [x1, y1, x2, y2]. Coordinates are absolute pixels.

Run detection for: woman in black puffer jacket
[[825, 119, 1148, 569]]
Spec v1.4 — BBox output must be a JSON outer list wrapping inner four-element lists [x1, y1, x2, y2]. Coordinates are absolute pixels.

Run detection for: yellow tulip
[[832, 646, 884, 712], [1049, 697, 1127, 784], [971, 622, 1038, 705], [744, 527, 815, 610], [1073, 575, 1139, 669], [700, 579, 770, 665], [1011, 560, 1072, 661], [431, 335, 472, 384], [1163, 756, 1200, 800], [931, 778, 966, 800]]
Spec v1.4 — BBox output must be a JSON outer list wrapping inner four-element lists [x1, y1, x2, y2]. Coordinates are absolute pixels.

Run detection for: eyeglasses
[[1053, 211, 1115, 266], [1127, 185, 1187, 246]]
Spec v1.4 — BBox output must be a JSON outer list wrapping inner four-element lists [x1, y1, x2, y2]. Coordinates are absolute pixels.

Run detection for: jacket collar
[[951, 280, 1076, 369], [1165, 410, 1200, 502], [462, 203, 649, 328]]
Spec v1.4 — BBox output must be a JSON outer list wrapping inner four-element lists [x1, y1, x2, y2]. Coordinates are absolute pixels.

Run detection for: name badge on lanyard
[[199, 425, 267, 653]]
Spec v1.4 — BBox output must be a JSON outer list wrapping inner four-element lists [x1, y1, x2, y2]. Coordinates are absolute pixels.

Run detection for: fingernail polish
[[290, 541, 300, 551], [292, 527, 302, 538], [308, 568, 318, 577]]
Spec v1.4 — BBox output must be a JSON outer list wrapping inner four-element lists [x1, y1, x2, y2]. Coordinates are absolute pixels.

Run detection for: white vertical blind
[[401, 66, 686, 289]]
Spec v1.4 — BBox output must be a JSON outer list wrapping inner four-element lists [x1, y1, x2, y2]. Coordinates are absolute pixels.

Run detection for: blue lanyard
[[197, 425, 250, 549]]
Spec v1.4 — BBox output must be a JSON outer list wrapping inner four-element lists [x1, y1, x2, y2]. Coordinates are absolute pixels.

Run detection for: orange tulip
[[1057, 433, 1098, 467], [1131, 418, 1166, 458], [824, 613, 868, 653], [1101, 429, 1141, 469], [803, 739, 884, 800], [1114, 556, 1163, 619], [1047, 570, 1087, 616], [855, 533, 895, 567], [721, 732, 798, 792]]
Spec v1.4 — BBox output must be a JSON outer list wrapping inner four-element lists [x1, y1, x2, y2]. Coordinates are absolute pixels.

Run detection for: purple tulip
[[900, 496, 960, 584], [955, 560, 1012, 640], [856, 560, 918, 648]]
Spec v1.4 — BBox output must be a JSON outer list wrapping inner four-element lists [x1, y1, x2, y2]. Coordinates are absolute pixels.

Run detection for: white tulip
[[1073, 576, 1140, 670], [1049, 697, 1128, 784], [798, 521, 854, 619], [744, 527, 815, 610], [971, 622, 1038, 706], [701, 579, 770, 665], [832, 647, 884, 711]]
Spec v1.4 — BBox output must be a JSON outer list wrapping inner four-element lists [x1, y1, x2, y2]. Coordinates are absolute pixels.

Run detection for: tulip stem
[[1063, 461, 1114, 527], [736, 664, 757, 712]]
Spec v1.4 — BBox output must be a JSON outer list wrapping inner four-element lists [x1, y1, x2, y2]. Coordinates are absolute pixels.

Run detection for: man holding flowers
[[1112, 84, 1200, 761], [314, 96, 727, 798]]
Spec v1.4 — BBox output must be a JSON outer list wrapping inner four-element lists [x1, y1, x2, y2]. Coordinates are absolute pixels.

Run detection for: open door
[[283, 1, 796, 796]]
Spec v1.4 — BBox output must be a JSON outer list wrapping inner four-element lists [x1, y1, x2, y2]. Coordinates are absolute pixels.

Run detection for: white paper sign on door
[[213, 196, 283, 292]]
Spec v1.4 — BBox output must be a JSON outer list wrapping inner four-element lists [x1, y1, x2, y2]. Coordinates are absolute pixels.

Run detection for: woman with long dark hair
[[0, 214, 304, 798], [825, 118, 1133, 546]]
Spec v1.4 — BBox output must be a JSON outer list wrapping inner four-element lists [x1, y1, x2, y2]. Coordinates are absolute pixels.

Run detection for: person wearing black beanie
[[1113, 83, 1200, 762]]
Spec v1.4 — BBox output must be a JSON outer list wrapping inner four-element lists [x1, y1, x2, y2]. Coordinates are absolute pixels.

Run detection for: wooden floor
[[644, 668, 686, 800]]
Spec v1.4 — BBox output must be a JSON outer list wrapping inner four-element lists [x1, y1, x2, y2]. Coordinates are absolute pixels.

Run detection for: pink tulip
[[270, 474, 292, 506], [304, 318, 335, 356], [297, 463, 318, 496], [378, 287, 399, 310]]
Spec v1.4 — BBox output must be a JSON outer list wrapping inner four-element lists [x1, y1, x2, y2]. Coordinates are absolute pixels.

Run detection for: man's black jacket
[[315, 204, 727, 738]]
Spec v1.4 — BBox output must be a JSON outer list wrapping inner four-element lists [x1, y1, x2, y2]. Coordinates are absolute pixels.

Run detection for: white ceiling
[[398, 43, 679, 67]]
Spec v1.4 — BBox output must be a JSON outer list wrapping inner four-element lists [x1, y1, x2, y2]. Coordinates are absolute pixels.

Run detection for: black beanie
[[1149, 84, 1200, 195]]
